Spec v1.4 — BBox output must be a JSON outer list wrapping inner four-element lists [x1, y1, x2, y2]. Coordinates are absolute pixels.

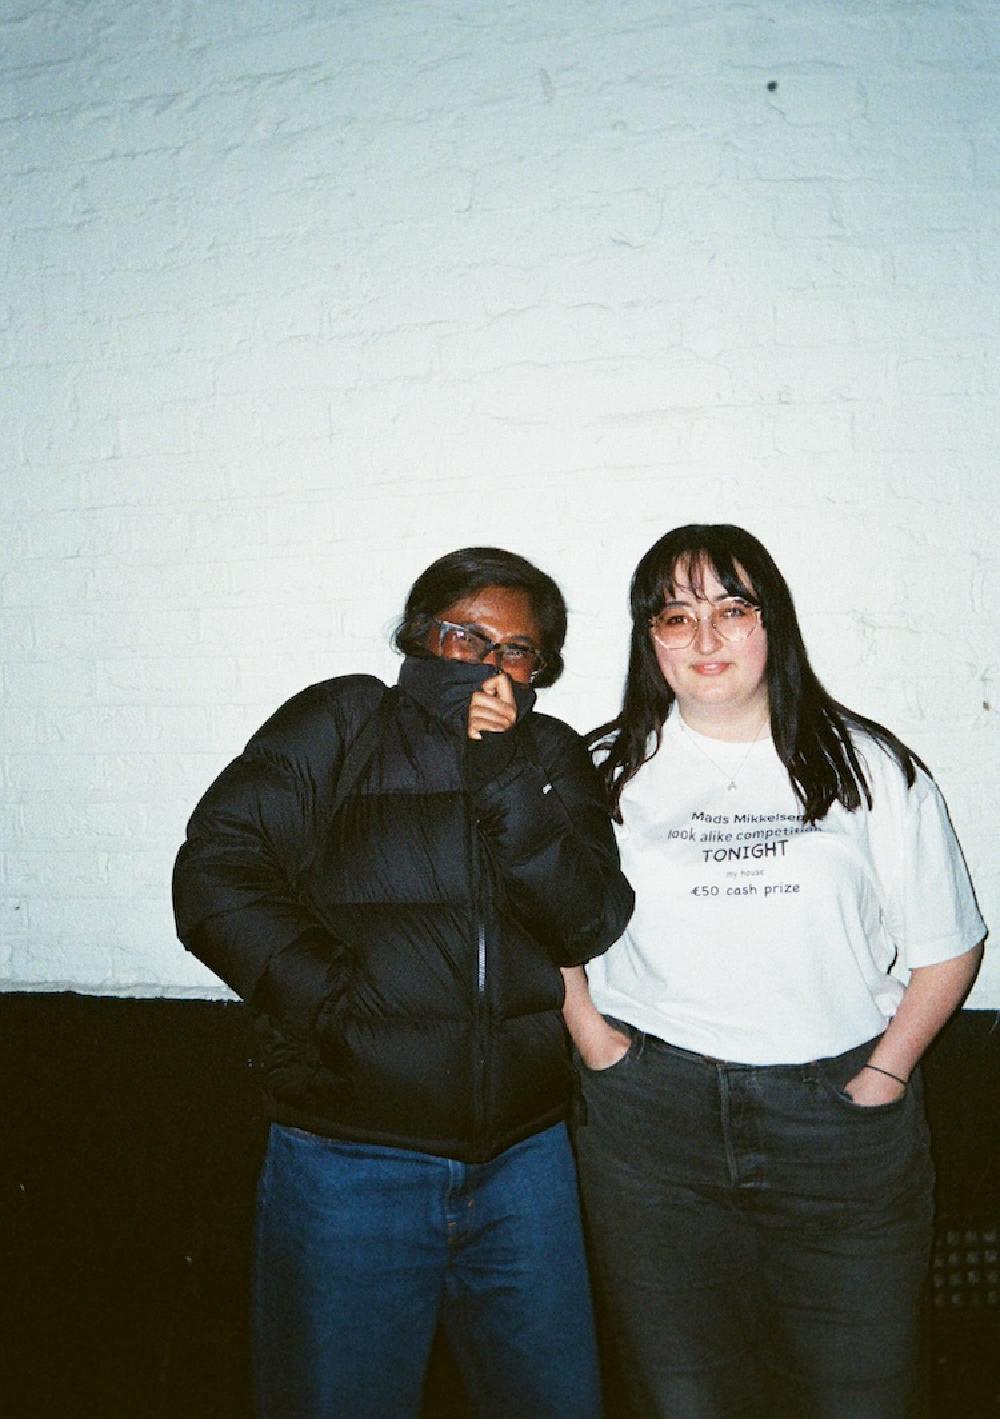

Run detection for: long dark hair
[[394, 546, 567, 688], [592, 524, 921, 823]]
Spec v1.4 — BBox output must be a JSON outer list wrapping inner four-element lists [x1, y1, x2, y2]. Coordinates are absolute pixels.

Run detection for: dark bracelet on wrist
[[862, 1062, 909, 1088]]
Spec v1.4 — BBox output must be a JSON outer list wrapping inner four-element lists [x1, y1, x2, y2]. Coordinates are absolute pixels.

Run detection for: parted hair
[[591, 523, 921, 823], [394, 546, 567, 687]]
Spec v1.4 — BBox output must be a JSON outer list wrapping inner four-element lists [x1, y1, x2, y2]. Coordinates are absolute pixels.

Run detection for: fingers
[[488, 671, 516, 706], [467, 679, 518, 741]]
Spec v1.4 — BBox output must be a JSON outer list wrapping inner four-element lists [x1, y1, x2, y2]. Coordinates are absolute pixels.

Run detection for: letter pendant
[[727, 781, 737, 792]]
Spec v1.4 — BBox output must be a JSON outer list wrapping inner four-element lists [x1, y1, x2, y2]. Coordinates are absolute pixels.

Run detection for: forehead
[[437, 585, 541, 639]]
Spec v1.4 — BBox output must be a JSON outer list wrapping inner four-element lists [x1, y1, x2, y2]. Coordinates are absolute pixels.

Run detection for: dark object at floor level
[[1, 994, 996, 1417]]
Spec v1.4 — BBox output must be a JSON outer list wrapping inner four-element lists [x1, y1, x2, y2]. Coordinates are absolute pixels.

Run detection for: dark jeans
[[253, 1122, 601, 1419], [574, 1026, 935, 1419]]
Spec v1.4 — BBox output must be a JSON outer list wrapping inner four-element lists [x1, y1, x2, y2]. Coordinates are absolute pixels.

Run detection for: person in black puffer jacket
[[172, 546, 633, 1419]]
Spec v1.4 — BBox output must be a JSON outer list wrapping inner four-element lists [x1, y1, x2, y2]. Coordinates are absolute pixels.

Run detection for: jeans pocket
[[816, 1064, 911, 1116], [576, 1017, 641, 1076]]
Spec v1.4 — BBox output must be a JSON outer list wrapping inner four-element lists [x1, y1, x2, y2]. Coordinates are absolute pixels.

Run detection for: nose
[[693, 614, 723, 652]]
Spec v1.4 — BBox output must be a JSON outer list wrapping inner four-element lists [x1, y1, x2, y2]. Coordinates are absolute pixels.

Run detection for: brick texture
[[1, 0, 996, 1001]]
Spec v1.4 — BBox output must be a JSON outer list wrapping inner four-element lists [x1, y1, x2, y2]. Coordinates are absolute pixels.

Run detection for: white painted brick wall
[[1, 0, 997, 1005]]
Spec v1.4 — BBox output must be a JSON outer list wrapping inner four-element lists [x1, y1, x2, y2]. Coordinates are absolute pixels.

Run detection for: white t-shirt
[[586, 710, 986, 1064]]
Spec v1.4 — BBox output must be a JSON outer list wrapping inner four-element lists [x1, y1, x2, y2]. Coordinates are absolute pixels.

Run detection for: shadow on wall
[[2, 995, 997, 1418]]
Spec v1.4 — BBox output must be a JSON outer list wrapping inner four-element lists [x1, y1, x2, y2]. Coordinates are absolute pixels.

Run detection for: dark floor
[[2, 994, 997, 1417]]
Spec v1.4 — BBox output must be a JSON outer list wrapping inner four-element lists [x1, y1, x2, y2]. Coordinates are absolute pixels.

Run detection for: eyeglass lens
[[436, 621, 543, 678], [652, 601, 758, 648]]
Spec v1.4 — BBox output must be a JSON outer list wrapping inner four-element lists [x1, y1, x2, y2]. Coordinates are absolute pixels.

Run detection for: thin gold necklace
[[677, 711, 770, 792]]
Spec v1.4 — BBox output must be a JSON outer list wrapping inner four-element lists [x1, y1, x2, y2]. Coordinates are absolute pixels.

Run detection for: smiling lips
[[691, 661, 731, 675]]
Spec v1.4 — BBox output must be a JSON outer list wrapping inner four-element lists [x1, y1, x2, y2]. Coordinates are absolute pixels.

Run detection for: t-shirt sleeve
[[871, 755, 986, 971]]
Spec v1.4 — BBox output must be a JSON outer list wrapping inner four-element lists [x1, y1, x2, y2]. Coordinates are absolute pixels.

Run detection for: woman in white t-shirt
[[564, 523, 985, 1419]]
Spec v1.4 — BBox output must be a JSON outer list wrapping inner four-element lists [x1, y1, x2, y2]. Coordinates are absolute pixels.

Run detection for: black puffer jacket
[[172, 656, 633, 1163]]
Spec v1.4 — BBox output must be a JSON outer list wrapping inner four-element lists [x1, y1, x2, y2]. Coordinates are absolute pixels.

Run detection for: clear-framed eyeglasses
[[649, 598, 762, 651], [431, 618, 547, 683]]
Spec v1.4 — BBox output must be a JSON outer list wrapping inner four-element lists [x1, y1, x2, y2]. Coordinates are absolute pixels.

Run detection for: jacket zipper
[[467, 799, 488, 1162]]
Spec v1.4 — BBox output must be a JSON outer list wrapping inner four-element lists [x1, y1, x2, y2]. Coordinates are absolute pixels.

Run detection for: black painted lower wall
[[2, 994, 997, 1418]]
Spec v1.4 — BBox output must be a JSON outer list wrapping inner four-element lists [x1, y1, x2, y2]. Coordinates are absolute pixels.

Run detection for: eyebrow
[[662, 589, 751, 607]]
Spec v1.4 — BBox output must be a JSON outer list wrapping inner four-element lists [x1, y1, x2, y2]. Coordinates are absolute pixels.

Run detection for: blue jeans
[[253, 1122, 601, 1419], [574, 1027, 934, 1419]]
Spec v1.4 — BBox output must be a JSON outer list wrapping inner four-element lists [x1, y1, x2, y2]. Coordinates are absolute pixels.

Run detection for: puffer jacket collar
[[397, 655, 536, 733]]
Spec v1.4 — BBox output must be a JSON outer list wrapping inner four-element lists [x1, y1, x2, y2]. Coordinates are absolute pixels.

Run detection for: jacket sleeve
[[172, 679, 379, 1032], [470, 720, 634, 967]]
